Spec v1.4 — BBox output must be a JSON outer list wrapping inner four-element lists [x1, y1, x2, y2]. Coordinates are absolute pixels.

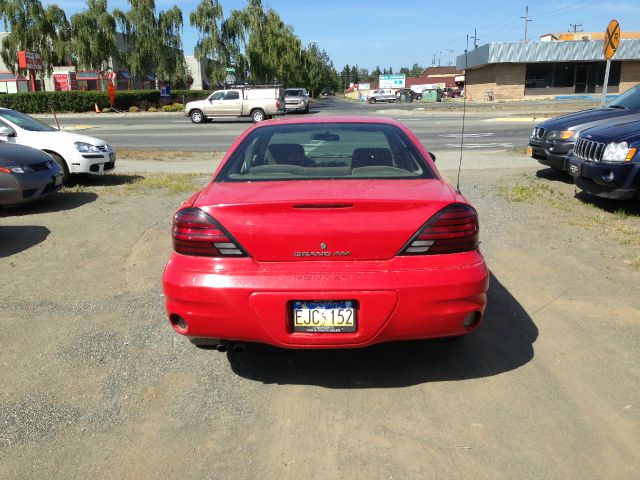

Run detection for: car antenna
[[456, 39, 470, 193]]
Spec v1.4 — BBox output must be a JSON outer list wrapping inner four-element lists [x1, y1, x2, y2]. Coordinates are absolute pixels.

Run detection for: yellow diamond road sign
[[604, 19, 620, 60]]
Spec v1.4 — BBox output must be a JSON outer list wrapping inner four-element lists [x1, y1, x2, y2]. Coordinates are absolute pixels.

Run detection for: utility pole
[[471, 29, 480, 49], [521, 6, 532, 42], [446, 48, 454, 66], [569, 23, 582, 33]]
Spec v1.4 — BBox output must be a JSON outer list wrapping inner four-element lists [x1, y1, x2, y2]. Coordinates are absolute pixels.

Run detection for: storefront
[[457, 39, 640, 101], [0, 72, 29, 94]]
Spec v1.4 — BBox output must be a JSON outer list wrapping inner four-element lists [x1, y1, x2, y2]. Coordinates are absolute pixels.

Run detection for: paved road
[[49, 96, 537, 154]]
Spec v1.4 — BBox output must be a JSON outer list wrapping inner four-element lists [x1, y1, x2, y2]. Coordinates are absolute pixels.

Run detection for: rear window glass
[[216, 123, 436, 181]]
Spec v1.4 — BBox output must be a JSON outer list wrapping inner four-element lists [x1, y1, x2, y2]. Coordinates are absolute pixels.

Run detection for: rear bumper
[[162, 253, 489, 349]]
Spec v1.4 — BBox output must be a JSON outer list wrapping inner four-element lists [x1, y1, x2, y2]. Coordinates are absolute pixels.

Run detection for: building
[[456, 36, 640, 101]]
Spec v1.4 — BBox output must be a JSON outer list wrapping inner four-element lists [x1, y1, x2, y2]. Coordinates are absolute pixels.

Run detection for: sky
[[42, 0, 640, 72]]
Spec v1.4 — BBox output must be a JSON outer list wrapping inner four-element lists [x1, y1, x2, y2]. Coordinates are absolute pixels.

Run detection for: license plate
[[527, 146, 533, 156], [292, 301, 356, 333], [567, 160, 581, 177]]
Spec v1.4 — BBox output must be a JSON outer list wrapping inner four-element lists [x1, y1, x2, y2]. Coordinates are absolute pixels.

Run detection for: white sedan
[[0, 108, 115, 183]]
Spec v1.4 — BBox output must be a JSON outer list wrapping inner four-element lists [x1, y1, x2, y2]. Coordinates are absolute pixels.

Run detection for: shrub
[[128, 106, 140, 112], [148, 106, 157, 112], [0, 88, 209, 114], [161, 104, 184, 112]]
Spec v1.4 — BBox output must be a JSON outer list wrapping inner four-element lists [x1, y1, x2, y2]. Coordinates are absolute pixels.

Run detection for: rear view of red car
[[162, 116, 488, 350]]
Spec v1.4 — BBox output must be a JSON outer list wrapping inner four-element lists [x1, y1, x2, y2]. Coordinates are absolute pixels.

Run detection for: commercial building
[[456, 34, 640, 101]]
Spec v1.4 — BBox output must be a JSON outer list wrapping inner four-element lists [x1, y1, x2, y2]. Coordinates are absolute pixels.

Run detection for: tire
[[190, 109, 204, 124], [251, 109, 266, 122], [49, 152, 71, 186], [369, 98, 376, 104]]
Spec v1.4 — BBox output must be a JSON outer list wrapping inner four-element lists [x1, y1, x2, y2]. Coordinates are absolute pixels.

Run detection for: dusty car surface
[[162, 116, 489, 351], [0, 142, 63, 206], [0, 108, 115, 184]]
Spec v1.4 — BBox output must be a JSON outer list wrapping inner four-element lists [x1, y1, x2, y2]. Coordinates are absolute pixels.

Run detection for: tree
[[399, 67, 410, 75], [0, 0, 71, 76], [114, 0, 186, 85], [372, 65, 382, 78], [341, 64, 350, 89], [70, 0, 119, 73], [410, 63, 423, 77], [190, 0, 225, 84]]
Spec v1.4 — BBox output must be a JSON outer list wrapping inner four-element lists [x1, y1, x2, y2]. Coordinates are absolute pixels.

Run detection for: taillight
[[399, 204, 479, 255], [172, 207, 247, 257], [276, 99, 281, 109]]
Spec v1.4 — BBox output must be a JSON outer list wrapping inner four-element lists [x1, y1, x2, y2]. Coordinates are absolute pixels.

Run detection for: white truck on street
[[185, 85, 286, 123]]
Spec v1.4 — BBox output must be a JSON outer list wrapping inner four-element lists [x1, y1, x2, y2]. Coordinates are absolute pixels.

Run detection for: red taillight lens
[[276, 99, 281, 109], [399, 204, 479, 255], [172, 207, 247, 257]]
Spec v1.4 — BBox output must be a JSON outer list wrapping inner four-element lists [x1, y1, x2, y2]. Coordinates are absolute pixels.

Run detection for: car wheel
[[369, 98, 376, 104], [251, 109, 266, 122], [49, 152, 71, 186], [190, 109, 204, 124]]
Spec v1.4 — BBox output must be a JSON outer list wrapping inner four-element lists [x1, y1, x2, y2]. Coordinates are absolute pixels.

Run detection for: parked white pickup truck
[[185, 86, 286, 123]]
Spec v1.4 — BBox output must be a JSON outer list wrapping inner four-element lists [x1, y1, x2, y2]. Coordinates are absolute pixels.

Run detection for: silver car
[[284, 88, 310, 113], [0, 142, 63, 206]]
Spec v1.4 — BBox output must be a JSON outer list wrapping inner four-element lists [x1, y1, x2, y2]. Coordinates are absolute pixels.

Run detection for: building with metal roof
[[456, 39, 640, 101]]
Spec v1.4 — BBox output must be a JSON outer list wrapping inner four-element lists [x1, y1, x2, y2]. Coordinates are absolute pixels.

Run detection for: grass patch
[[506, 145, 529, 156], [498, 182, 558, 203], [122, 173, 206, 194]]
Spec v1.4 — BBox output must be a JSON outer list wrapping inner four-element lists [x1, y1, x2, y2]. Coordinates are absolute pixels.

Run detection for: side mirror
[[0, 126, 15, 137], [428, 151, 436, 162]]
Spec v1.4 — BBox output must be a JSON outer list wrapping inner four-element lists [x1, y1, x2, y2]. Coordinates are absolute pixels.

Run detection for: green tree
[[410, 63, 423, 77], [189, 0, 225, 84], [399, 67, 410, 75], [0, 0, 71, 76], [341, 64, 350, 89], [350, 65, 359, 84], [70, 0, 119, 73], [114, 0, 186, 84]]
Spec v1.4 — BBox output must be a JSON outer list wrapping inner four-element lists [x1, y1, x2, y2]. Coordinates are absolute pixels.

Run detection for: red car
[[162, 116, 488, 350]]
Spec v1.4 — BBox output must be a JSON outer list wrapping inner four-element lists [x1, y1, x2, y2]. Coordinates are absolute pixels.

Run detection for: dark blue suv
[[566, 119, 640, 200], [529, 84, 640, 171]]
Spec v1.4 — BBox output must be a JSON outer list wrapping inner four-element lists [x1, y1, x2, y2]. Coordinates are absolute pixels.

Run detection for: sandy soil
[[0, 162, 638, 479]]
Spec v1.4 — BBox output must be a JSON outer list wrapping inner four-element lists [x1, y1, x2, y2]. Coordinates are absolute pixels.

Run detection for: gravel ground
[[1, 159, 638, 479]]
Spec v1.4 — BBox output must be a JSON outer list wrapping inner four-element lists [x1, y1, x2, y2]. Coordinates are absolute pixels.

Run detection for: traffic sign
[[603, 19, 620, 60], [225, 67, 235, 73]]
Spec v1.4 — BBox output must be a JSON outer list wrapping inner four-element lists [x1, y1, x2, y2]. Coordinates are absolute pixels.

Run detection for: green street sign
[[225, 67, 235, 73]]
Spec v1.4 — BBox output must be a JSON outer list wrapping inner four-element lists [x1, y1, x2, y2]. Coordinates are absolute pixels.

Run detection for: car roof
[[257, 115, 407, 128]]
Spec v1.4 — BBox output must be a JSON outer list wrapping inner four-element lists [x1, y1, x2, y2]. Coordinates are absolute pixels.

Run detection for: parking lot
[[1, 100, 639, 479]]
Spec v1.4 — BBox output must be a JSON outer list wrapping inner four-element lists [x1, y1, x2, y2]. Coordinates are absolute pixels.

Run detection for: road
[[49, 96, 536, 154]]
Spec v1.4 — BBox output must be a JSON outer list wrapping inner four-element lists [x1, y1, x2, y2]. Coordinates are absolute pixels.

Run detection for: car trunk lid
[[195, 179, 455, 262]]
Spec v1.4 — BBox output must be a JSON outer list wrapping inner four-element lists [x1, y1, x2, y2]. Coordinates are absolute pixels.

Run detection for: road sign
[[603, 19, 620, 60], [225, 67, 235, 73]]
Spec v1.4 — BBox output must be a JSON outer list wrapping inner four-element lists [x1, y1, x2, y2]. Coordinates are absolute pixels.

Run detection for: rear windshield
[[216, 123, 436, 182], [285, 89, 305, 96]]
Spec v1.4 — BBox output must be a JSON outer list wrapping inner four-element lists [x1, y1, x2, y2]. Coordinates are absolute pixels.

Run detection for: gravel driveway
[[1, 158, 638, 479]]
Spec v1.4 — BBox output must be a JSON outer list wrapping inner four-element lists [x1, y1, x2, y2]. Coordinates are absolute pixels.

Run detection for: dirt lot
[[1, 159, 639, 479]]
